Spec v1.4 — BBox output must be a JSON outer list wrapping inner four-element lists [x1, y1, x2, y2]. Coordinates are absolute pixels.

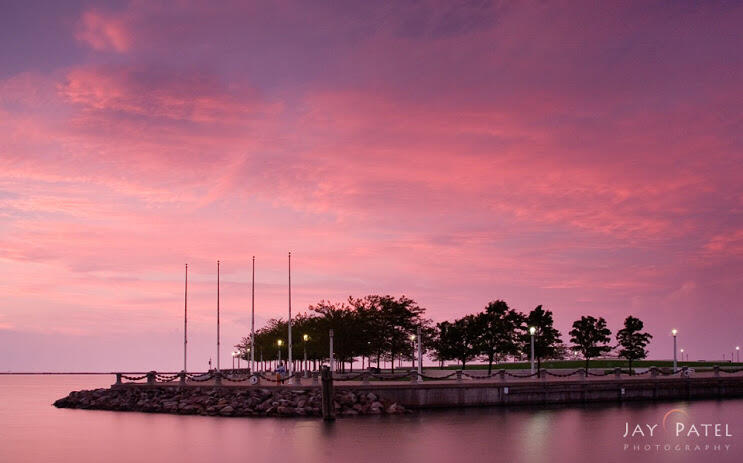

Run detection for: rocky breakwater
[[53, 387, 408, 417]]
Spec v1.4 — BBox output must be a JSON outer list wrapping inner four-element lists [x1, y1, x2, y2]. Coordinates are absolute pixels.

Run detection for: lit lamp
[[680, 348, 684, 365], [302, 334, 309, 376], [410, 334, 417, 368], [529, 326, 536, 374], [671, 329, 678, 373], [277, 339, 283, 364], [737, 346, 740, 363], [231, 351, 237, 370]]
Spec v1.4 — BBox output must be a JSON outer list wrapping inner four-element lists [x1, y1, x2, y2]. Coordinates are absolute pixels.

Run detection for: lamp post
[[232, 351, 237, 370], [277, 339, 283, 365], [672, 329, 678, 373], [417, 325, 423, 382], [737, 346, 740, 363], [303, 334, 309, 376], [680, 348, 684, 366], [410, 334, 416, 368], [529, 326, 536, 374], [329, 329, 334, 373]]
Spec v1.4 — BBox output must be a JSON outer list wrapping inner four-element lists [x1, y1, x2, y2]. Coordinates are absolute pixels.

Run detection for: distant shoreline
[[1, 372, 118, 375]]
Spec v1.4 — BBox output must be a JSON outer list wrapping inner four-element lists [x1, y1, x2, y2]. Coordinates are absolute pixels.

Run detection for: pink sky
[[1, 1, 742, 371]]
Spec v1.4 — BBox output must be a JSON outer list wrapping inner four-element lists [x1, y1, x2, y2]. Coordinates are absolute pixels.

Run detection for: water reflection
[[1, 375, 741, 463]]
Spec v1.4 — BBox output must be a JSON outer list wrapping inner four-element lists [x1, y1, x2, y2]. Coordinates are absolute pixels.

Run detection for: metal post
[[320, 366, 335, 421], [673, 332, 677, 373], [304, 342, 308, 378], [530, 332, 535, 374], [217, 260, 220, 372], [329, 329, 335, 373], [184, 263, 188, 374], [288, 252, 293, 375], [251, 256, 255, 373], [417, 325, 423, 383]]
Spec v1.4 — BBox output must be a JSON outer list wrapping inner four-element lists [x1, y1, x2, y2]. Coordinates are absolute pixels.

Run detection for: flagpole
[[184, 263, 188, 373], [217, 260, 220, 372], [250, 256, 255, 373], [288, 251, 293, 374]]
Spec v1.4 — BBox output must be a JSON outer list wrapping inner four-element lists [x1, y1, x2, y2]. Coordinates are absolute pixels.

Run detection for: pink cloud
[[0, 1, 741, 370], [75, 10, 132, 52]]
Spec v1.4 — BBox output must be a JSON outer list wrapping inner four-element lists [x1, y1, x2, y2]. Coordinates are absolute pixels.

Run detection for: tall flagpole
[[184, 263, 188, 373], [288, 251, 293, 374], [217, 260, 220, 372], [250, 256, 255, 373]]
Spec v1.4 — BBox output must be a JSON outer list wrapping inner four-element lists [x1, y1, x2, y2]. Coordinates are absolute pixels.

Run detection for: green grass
[[434, 359, 743, 370]]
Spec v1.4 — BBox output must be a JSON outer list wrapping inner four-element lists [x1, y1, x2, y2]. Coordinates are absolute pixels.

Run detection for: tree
[[350, 295, 427, 373], [569, 316, 612, 371], [522, 305, 563, 372], [475, 300, 525, 374], [309, 300, 366, 372], [430, 321, 458, 369], [447, 315, 481, 369], [616, 316, 653, 374]]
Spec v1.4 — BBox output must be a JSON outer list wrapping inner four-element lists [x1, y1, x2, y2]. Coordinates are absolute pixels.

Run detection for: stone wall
[[53, 386, 407, 417]]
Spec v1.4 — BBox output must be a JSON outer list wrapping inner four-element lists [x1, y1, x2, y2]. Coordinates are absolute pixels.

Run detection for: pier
[[97, 366, 743, 413]]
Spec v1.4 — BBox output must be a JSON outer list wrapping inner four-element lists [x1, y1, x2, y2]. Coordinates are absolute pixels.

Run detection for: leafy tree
[[309, 300, 366, 372], [475, 300, 525, 374], [447, 314, 481, 369], [616, 315, 653, 373], [569, 315, 612, 371], [350, 295, 427, 373], [522, 305, 563, 372], [429, 321, 457, 368]]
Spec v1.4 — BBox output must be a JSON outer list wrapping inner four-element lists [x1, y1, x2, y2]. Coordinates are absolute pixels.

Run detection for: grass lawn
[[433, 359, 743, 370]]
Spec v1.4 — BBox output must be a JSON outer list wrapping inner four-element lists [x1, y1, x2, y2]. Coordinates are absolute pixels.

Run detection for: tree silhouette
[[569, 315, 612, 371], [522, 305, 563, 373], [616, 315, 653, 374], [476, 300, 525, 374]]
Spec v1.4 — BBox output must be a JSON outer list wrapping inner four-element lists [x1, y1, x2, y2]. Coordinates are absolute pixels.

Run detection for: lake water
[[1, 375, 741, 463]]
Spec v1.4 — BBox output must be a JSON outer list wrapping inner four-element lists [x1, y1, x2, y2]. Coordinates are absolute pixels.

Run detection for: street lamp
[[671, 329, 678, 372], [680, 348, 684, 365], [737, 346, 740, 363], [277, 339, 283, 364], [303, 334, 309, 376], [410, 334, 416, 368], [231, 351, 237, 370], [529, 326, 536, 374]]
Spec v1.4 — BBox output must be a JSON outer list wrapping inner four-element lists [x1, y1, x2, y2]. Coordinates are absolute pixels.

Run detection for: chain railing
[[113, 364, 743, 386]]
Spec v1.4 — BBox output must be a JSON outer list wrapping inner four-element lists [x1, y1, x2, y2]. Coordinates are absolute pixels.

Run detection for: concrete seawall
[[103, 374, 743, 411], [336, 376, 743, 408]]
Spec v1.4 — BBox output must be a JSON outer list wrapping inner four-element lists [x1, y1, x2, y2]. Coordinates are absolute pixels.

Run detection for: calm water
[[1, 375, 741, 463]]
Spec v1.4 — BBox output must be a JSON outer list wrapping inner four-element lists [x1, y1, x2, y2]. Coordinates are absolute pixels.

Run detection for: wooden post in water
[[320, 365, 335, 421]]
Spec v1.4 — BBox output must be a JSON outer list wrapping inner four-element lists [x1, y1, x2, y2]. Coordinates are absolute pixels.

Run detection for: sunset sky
[[1, 1, 741, 371]]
